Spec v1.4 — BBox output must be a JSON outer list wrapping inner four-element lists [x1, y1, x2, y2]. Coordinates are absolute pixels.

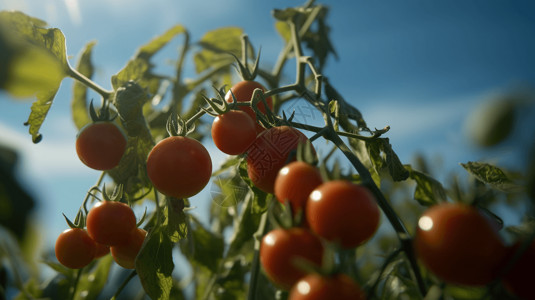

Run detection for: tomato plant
[[274, 161, 323, 222], [110, 228, 147, 269], [225, 80, 273, 133], [288, 273, 366, 300], [306, 180, 380, 249], [413, 203, 507, 286], [75, 121, 127, 170], [211, 110, 257, 155], [146, 135, 212, 199], [54, 228, 97, 269], [86, 200, 137, 246], [260, 227, 324, 291], [247, 126, 312, 194]]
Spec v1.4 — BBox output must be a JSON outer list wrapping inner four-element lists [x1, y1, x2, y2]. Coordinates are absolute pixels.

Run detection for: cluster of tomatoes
[[414, 202, 535, 299]]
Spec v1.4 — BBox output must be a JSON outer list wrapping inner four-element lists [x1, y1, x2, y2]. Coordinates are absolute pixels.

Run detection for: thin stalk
[[67, 65, 113, 99], [110, 270, 138, 300], [247, 212, 269, 300], [69, 268, 83, 300]]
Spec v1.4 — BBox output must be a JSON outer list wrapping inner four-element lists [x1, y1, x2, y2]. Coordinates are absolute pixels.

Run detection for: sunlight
[[63, 0, 82, 25], [418, 216, 434, 231]]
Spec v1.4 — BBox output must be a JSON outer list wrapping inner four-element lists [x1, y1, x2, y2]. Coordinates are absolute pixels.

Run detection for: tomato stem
[[67, 64, 113, 99]]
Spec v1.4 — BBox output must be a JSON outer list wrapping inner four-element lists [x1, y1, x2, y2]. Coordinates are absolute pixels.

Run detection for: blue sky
[[1, 0, 534, 248]]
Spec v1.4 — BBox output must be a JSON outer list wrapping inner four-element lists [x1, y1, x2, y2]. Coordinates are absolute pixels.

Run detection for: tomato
[[306, 181, 380, 249], [146, 136, 212, 199], [211, 110, 257, 155], [247, 126, 313, 194], [274, 161, 323, 222], [94, 243, 110, 258], [76, 122, 127, 170], [55, 228, 96, 269], [289, 273, 366, 300], [86, 200, 137, 246], [225, 80, 273, 133], [413, 203, 507, 286], [111, 228, 147, 269], [501, 239, 535, 299], [260, 227, 324, 290]]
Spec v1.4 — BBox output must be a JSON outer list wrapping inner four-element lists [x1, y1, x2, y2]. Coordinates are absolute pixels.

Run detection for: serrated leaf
[[366, 138, 409, 182], [180, 215, 223, 272], [193, 27, 243, 74], [166, 198, 188, 243], [136, 226, 175, 300], [461, 161, 523, 193], [71, 41, 96, 130], [74, 255, 114, 300], [24, 87, 58, 143], [407, 166, 447, 206], [226, 193, 263, 259], [138, 25, 186, 58]]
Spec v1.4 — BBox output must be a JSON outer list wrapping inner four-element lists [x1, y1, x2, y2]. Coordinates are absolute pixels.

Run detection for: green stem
[[69, 268, 83, 300], [247, 212, 270, 300], [67, 65, 113, 99], [110, 270, 138, 300]]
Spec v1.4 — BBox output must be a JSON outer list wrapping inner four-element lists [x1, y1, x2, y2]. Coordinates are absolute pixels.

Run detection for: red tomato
[[110, 228, 147, 269], [247, 126, 313, 194], [146, 136, 212, 199], [94, 243, 110, 258], [274, 161, 323, 222], [55, 228, 96, 269], [86, 200, 137, 246], [306, 181, 380, 249], [289, 273, 366, 300], [260, 227, 324, 290], [414, 203, 507, 286], [76, 122, 127, 170], [225, 80, 273, 133], [501, 239, 535, 299], [211, 110, 257, 155]]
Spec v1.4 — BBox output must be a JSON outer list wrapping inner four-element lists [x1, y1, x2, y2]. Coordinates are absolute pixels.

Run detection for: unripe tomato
[[55, 228, 97, 269], [289, 273, 366, 300], [247, 126, 313, 194], [225, 80, 273, 133], [260, 227, 324, 290], [274, 161, 323, 222], [111, 228, 147, 269], [146, 136, 212, 199], [76, 122, 127, 170], [414, 203, 507, 286], [501, 239, 535, 300], [211, 110, 257, 155], [86, 201, 137, 246], [306, 181, 380, 249]]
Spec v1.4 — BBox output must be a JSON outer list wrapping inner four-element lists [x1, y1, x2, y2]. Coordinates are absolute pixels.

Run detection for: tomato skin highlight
[[414, 203, 507, 286], [260, 227, 324, 290], [247, 126, 312, 194], [146, 136, 212, 199], [501, 240, 535, 300], [225, 80, 273, 133], [76, 122, 127, 170], [111, 228, 147, 269], [211, 110, 257, 155], [289, 273, 366, 300], [86, 201, 137, 246], [306, 180, 380, 249], [55, 228, 97, 269], [274, 161, 323, 222]]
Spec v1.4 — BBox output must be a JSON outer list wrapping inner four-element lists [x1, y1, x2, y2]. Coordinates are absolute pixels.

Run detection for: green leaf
[[238, 158, 269, 214], [112, 25, 186, 92], [275, 21, 291, 43], [408, 166, 447, 206], [23, 88, 59, 143], [460, 161, 523, 193], [366, 138, 409, 182], [166, 198, 188, 243], [180, 215, 224, 272], [226, 193, 263, 259], [74, 255, 114, 300], [136, 226, 175, 300], [193, 27, 243, 74], [71, 41, 96, 131]]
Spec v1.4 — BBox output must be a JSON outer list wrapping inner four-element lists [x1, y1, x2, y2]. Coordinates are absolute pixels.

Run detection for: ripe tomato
[[211, 110, 257, 155], [274, 161, 323, 222], [94, 243, 110, 258], [289, 273, 366, 300], [306, 181, 380, 249], [247, 126, 313, 194], [225, 80, 273, 133], [146, 136, 212, 199], [55, 228, 97, 269], [86, 200, 137, 246], [111, 228, 147, 269], [501, 239, 535, 299], [413, 203, 507, 286], [260, 227, 324, 290], [76, 122, 127, 170]]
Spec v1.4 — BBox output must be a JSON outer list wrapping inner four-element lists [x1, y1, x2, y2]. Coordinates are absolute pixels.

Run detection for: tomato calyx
[[89, 98, 118, 123], [229, 34, 260, 81]]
